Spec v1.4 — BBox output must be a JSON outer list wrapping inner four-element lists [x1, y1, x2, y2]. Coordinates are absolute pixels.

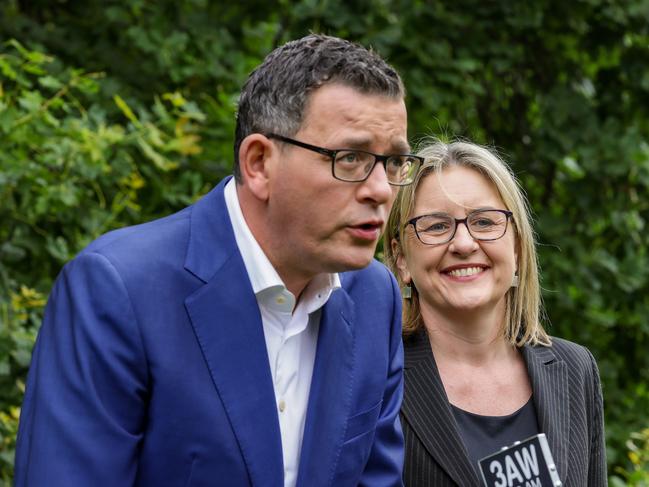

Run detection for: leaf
[[38, 75, 63, 90], [0, 57, 17, 80], [137, 138, 178, 171], [166, 134, 202, 155], [113, 94, 139, 124], [17, 91, 43, 112], [0, 243, 26, 263], [558, 156, 585, 179], [162, 91, 187, 107], [10, 348, 31, 368], [45, 236, 71, 263]]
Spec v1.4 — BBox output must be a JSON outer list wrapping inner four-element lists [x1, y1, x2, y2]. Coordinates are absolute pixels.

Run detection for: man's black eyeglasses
[[406, 209, 514, 245], [267, 133, 423, 186]]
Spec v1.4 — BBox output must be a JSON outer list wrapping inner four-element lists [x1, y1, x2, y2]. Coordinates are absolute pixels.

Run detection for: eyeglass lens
[[333, 151, 420, 185], [414, 210, 509, 244]]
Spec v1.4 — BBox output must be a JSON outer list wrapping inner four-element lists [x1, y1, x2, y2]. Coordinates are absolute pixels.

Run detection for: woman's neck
[[420, 300, 514, 366]]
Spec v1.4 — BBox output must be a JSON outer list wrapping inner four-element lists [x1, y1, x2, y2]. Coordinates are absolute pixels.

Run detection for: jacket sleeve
[[357, 266, 405, 487], [587, 349, 608, 486], [14, 251, 148, 487]]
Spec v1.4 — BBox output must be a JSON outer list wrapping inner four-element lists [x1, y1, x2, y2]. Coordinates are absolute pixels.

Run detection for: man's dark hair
[[233, 34, 405, 182]]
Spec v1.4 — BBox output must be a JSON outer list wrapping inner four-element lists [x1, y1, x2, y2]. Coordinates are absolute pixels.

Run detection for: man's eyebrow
[[336, 136, 373, 149], [336, 137, 412, 154]]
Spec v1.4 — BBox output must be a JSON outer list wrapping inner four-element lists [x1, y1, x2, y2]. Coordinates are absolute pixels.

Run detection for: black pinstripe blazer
[[401, 330, 607, 486]]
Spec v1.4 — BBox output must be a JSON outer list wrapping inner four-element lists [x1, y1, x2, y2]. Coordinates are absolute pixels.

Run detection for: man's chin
[[329, 251, 376, 273]]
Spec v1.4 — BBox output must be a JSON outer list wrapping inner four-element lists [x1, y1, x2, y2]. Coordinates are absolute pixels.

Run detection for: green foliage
[[611, 428, 649, 486], [0, 38, 214, 478], [1, 0, 648, 482]]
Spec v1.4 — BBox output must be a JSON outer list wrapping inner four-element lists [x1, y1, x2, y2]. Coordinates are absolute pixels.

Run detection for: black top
[[401, 329, 607, 486], [450, 396, 540, 473]]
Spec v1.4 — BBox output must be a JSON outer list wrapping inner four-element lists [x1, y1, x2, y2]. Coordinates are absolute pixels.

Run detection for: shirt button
[[278, 399, 286, 412], [276, 296, 286, 305]]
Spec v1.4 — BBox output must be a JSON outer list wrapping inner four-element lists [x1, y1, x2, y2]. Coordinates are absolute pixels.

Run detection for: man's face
[[265, 83, 409, 283]]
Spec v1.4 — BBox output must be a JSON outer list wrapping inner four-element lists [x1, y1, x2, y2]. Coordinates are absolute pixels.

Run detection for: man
[[15, 34, 422, 486]]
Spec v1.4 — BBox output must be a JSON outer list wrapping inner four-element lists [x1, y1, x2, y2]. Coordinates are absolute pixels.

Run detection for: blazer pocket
[[344, 400, 383, 442]]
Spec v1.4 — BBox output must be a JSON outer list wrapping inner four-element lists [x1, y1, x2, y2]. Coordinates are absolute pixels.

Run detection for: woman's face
[[396, 165, 517, 317]]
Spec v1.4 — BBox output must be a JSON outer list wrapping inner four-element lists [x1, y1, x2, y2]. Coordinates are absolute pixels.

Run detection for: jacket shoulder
[[67, 206, 194, 286], [340, 259, 397, 293], [550, 336, 595, 360], [531, 336, 598, 377], [82, 207, 192, 257]]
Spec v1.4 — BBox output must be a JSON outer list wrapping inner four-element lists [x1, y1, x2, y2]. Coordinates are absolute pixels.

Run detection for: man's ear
[[391, 238, 412, 284], [238, 134, 277, 201]]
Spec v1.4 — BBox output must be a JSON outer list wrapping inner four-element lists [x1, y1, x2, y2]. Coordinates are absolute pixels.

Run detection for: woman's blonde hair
[[384, 139, 551, 347]]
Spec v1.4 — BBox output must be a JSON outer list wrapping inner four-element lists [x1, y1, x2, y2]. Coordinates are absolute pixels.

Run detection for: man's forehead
[[300, 85, 409, 150], [305, 83, 405, 113], [337, 134, 411, 152]]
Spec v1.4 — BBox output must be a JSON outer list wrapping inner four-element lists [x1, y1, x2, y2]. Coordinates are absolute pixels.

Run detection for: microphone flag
[[478, 433, 562, 487]]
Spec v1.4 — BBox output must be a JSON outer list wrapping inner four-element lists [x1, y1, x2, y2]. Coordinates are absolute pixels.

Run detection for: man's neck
[[236, 182, 313, 299]]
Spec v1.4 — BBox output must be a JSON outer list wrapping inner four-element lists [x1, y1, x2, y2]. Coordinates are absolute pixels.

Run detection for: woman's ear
[[238, 134, 277, 201], [391, 238, 412, 284]]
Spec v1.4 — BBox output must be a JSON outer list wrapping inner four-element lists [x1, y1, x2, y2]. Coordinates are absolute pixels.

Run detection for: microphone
[[478, 433, 562, 487]]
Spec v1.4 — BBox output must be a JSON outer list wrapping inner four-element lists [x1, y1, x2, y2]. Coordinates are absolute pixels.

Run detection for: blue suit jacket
[[15, 177, 405, 486]]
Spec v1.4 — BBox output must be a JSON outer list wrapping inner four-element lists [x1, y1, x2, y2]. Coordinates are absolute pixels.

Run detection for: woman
[[385, 140, 606, 486]]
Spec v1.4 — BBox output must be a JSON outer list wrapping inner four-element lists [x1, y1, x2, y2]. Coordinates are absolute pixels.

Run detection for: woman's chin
[[442, 294, 503, 315]]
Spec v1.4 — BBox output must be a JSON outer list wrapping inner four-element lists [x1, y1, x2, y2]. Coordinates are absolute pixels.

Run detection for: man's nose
[[357, 162, 393, 204]]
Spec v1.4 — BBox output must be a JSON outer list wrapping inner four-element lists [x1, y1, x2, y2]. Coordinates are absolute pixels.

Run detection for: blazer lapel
[[401, 331, 480, 486], [184, 179, 284, 487], [523, 344, 570, 485], [296, 288, 355, 487]]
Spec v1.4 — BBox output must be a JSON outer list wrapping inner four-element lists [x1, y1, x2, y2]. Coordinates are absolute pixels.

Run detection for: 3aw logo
[[487, 444, 540, 487], [478, 434, 562, 487]]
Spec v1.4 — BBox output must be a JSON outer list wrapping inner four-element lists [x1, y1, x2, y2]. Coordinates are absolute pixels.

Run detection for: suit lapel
[[401, 331, 479, 486], [296, 288, 355, 487], [184, 179, 284, 487], [523, 344, 570, 485]]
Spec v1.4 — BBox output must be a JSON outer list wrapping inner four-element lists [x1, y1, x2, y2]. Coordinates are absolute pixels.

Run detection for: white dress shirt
[[224, 179, 341, 487]]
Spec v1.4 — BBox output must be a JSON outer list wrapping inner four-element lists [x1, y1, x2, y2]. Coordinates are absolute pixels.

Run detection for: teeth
[[447, 267, 484, 277]]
